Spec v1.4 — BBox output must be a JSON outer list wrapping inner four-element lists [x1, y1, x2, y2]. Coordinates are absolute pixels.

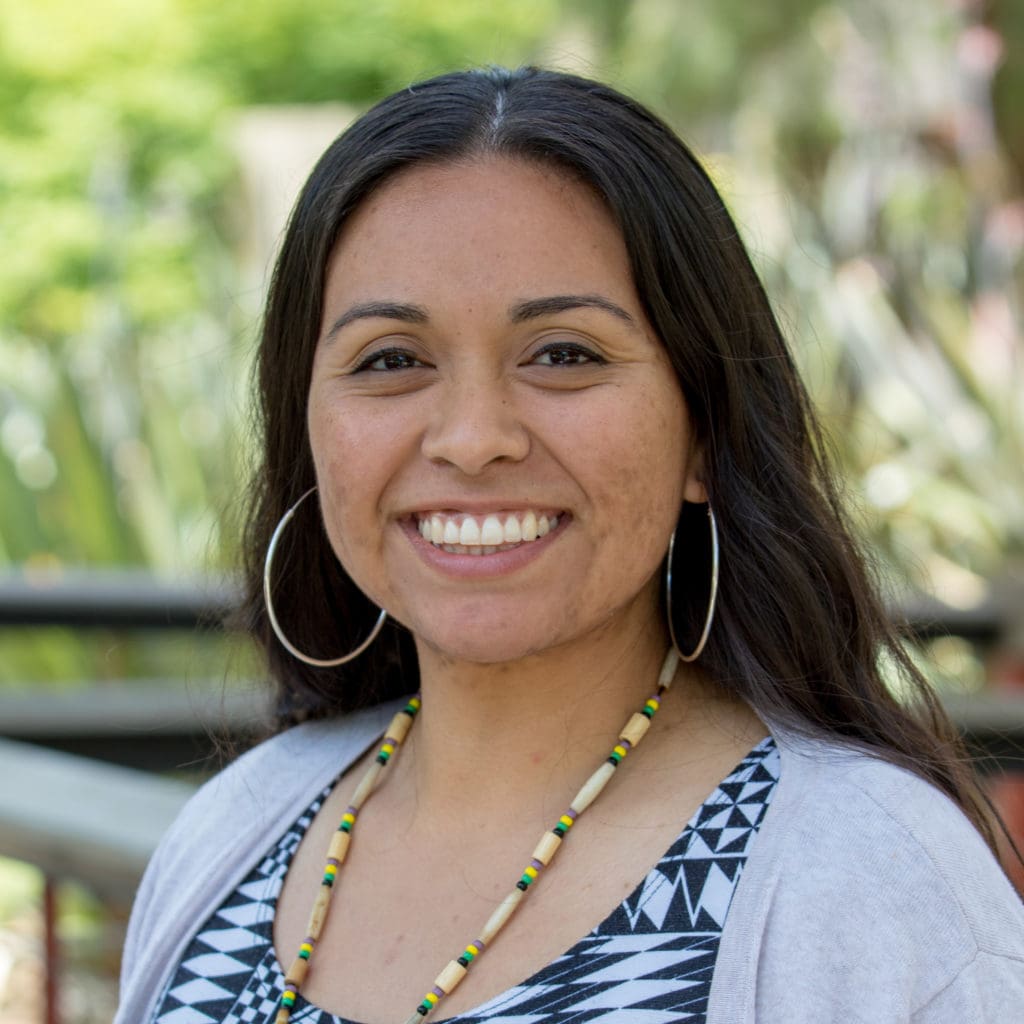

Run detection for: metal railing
[[0, 569, 1022, 1023]]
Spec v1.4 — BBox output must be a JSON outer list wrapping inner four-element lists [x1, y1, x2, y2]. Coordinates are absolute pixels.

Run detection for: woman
[[116, 67, 1024, 1024]]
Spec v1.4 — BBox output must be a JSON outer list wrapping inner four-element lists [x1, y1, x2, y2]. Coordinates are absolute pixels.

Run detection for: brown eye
[[532, 342, 604, 366], [355, 347, 425, 372]]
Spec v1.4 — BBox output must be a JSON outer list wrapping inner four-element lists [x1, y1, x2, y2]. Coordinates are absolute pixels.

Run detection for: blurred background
[[1, 0, 1021, 1021]]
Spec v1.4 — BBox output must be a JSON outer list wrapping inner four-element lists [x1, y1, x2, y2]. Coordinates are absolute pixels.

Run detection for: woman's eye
[[532, 342, 604, 366], [354, 347, 424, 372]]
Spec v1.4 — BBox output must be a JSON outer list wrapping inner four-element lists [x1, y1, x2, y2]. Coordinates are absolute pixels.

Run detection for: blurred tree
[[574, 0, 1022, 636], [0, 0, 558, 682], [0, 0, 1019, 689]]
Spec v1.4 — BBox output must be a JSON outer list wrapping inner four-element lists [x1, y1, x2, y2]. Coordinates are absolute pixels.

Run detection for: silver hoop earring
[[665, 503, 719, 663], [263, 486, 388, 667]]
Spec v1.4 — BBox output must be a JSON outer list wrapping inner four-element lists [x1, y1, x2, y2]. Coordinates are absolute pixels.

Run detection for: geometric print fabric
[[153, 737, 779, 1024]]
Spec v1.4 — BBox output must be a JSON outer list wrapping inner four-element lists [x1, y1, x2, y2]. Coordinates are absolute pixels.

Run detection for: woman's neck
[[394, 614, 691, 831]]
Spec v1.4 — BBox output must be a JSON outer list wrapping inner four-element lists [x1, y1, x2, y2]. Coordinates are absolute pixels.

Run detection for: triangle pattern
[[153, 738, 780, 1024]]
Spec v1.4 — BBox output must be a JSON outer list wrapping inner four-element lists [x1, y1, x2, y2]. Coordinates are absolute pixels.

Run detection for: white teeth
[[480, 515, 503, 545], [418, 510, 560, 551], [521, 510, 538, 541], [503, 515, 522, 543]]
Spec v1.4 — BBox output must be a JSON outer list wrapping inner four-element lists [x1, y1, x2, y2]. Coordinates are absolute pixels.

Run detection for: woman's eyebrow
[[508, 294, 636, 326], [322, 301, 429, 342]]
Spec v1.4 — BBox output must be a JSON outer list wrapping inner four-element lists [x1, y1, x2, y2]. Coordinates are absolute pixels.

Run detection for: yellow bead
[[559, 814, 574, 830], [299, 943, 313, 956], [613, 744, 628, 759], [524, 865, 538, 880], [324, 863, 337, 877], [465, 943, 480, 957], [424, 991, 439, 1006]]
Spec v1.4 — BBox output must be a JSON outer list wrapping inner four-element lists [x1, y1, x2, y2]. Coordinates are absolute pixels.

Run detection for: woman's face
[[308, 157, 704, 664]]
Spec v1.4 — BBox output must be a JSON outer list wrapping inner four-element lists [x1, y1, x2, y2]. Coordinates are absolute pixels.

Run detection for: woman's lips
[[402, 510, 568, 575], [414, 509, 560, 552]]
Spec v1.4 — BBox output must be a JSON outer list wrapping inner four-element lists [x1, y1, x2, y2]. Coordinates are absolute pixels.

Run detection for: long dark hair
[[239, 66, 994, 848]]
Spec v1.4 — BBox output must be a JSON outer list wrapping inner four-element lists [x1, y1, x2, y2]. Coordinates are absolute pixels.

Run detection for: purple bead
[[474, 938, 486, 950], [346, 805, 358, 816], [530, 858, 543, 870], [326, 858, 339, 867], [431, 986, 444, 997], [566, 808, 578, 820]]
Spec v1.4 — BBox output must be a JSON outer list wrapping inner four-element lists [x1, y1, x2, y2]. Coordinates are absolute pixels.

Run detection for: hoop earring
[[263, 486, 388, 667], [665, 503, 719, 663]]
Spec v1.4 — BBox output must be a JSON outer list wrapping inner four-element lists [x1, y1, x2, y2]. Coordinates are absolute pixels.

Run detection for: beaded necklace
[[274, 647, 680, 1024]]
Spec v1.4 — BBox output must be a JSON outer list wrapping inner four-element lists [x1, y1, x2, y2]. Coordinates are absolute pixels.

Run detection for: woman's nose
[[420, 378, 530, 475]]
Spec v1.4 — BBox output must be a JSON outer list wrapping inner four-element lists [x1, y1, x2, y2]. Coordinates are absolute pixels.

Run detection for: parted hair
[[238, 66, 994, 848]]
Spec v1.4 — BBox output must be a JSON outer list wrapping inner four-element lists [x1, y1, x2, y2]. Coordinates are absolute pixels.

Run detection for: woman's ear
[[683, 447, 708, 504]]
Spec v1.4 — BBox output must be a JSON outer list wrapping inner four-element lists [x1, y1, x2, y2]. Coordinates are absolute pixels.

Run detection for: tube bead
[[620, 713, 652, 747], [350, 760, 384, 810], [306, 886, 332, 941], [658, 648, 679, 688], [479, 889, 525, 944], [387, 710, 414, 744], [435, 959, 468, 993], [328, 830, 352, 864], [285, 956, 310, 987], [531, 831, 563, 865], [570, 761, 616, 815]]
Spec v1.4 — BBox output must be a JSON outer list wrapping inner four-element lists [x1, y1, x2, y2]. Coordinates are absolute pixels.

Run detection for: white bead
[[569, 761, 616, 815], [658, 647, 679, 688], [479, 889, 525, 943]]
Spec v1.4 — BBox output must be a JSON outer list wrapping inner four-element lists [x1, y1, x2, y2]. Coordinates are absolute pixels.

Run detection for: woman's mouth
[[414, 510, 561, 555]]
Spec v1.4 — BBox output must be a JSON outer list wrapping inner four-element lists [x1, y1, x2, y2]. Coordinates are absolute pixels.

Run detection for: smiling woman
[[307, 158, 698, 666], [115, 68, 1024, 1024]]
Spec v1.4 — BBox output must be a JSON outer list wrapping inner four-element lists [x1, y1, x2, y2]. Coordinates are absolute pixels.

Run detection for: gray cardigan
[[116, 703, 1024, 1023]]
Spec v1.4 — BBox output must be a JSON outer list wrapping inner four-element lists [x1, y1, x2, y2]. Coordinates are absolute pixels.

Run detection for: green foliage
[[1, 0, 1020, 685], [587, 0, 1023, 610], [0, 0, 558, 683]]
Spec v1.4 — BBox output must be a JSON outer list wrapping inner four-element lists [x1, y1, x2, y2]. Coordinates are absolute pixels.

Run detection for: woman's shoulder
[[769, 730, 1022, 939], [115, 700, 402, 1024], [707, 728, 1024, 1022], [163, 699, 402, 856]]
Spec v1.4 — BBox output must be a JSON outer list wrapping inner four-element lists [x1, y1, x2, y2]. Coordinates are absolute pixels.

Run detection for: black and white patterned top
[[153, 736, 779, 1024]]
